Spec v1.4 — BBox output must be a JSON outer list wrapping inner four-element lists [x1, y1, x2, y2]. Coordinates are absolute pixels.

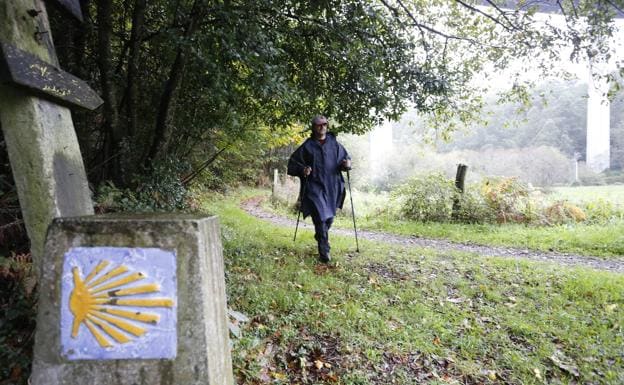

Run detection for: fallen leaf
[[10, 366, 22, 380], [314, 360, 324, 370], [550, 351, 580, 377], [228, 322, 241, 338], [446, 297, 465, 303], [271, 371, 287, 380], [228, 308, 250, 323], [605, 303, 618, 312], [433, 336, 441, 345], [480, 369, 496, 381]]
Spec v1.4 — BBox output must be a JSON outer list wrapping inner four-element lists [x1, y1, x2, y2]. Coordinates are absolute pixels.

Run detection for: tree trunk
[[125, 0, 146, 138], [145, 0, 204, 163], [96, 0, 122, 184]]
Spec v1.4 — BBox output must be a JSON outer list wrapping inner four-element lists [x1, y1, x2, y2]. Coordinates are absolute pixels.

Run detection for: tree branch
[[482, 0, 522, 31], [455, 0, 515, 32], [181, 144, 231, 186], [146, 0, 207, 162], [382, 0, 507, 51], [604, 0, 624, 15]]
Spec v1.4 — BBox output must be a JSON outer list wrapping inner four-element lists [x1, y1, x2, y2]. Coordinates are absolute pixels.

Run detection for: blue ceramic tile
[[60, 247, 177, 360]]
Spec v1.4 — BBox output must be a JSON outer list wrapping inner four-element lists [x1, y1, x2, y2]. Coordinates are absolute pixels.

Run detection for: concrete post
[[586, 62, 611, 173], [0, 0, 93, 272], [272, 168, 278, 198], [31, 214, 234, 385]]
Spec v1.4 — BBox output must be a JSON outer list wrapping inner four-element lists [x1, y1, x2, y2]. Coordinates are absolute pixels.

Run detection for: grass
[[269, 188, 624, 258], [549, 185, 624, 205], [339, 216, 624, 258], [204, 189, 624, 384]]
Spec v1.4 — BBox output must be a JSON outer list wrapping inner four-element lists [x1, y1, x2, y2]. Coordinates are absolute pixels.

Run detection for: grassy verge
[[267, 188, 624, 258], [205, 190, 624, 384], [549, 185, 624, 205], [339, 216, 624, 258]]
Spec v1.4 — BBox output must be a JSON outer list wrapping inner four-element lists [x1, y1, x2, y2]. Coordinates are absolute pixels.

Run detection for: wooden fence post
[[452, 163, 468, 219]]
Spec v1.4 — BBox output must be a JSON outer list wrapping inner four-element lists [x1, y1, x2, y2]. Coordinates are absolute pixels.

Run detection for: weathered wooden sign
[[0, 42, 103, 110], [46, 0, 83, 22]]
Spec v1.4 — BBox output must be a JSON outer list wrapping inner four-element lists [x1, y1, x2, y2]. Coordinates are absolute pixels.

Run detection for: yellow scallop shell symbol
[[69, 260, 174, 348]]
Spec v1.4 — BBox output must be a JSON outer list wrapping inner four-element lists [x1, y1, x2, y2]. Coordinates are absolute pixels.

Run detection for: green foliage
[[480, 177, 531, 223], [452, 189, 496, 224], [392, 173, 459, 222], [0, 254, 36, 385], [548, 185, 624, 223], [44, 0, 624, 192], [582, 198, 624, 223], [389, 173, 623, 226], [575, 169, 624, 187], [391, 174, 535, 224], [96, 156, 192, 212], [207, 190, 624, 384], [439, 81, 593, 157]]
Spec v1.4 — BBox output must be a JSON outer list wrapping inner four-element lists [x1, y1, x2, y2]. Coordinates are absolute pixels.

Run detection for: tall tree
[[40, 0, 623, 187]]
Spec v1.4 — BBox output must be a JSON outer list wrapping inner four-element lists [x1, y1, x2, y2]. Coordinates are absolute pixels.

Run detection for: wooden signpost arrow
[[0, 0, 99, 273], [0, 42, 103, 110]]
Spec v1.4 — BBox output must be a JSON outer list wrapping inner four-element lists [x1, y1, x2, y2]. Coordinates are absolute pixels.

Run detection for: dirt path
[[241, 197, 624, 273]]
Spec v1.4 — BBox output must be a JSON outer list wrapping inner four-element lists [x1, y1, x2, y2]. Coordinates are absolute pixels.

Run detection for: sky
[[363, 8, 624, 179], [487, 11, 624, 89]]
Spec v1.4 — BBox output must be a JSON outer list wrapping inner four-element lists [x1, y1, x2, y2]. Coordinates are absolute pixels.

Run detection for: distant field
[[549, 185, 624, 205]]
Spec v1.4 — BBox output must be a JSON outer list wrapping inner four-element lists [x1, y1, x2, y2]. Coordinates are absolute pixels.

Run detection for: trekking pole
[[346, 170, 360, 252], [293, 174, 308, 242]]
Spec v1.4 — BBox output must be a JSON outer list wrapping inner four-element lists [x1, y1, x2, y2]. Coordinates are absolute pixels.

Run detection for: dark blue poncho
[[287, 133, 350, 221]]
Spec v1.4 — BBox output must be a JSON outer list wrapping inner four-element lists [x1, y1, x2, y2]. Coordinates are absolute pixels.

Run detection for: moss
[[0, 1, 57, 64]]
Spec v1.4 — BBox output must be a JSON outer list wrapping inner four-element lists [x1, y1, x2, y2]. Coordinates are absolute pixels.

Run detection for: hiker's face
[[312, 119, 328, 138]]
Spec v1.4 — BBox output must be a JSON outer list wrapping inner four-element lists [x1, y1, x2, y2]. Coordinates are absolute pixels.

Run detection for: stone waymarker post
[[2, 1, 233, 383], [0, 0, 99, 270], [31, 214, 234, 385]]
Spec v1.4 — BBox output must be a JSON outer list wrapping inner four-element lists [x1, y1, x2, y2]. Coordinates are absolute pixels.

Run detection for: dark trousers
[[311, 213, 334, 257]]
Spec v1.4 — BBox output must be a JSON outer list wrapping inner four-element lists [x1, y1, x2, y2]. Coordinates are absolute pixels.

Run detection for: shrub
[[95, 156, 192, 213], [582, 198, 624, 223], [480, 177, 530, 223], [389, 174, 557, 224], [391, 173, 459, 222], [0, 253, 36, 385], [453, 189, 496, 223], [543, 201, 587, 224]]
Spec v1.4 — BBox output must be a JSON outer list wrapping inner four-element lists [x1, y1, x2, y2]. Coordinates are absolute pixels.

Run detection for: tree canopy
[[18, 0, 624, 188]]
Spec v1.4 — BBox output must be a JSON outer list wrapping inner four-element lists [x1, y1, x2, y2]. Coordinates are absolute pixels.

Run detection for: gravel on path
[[241, 197, 624, 274]]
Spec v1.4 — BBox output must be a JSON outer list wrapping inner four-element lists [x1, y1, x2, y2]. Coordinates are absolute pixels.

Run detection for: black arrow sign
[[0, 42, 103, 110]]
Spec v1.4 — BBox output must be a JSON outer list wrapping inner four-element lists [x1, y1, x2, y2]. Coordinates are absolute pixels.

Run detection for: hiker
[[287, 115, 352, 263]]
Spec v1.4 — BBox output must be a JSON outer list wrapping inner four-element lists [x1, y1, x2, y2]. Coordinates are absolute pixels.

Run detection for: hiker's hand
[[341, 159, 351, 170], [303, 166, 312, 176]]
